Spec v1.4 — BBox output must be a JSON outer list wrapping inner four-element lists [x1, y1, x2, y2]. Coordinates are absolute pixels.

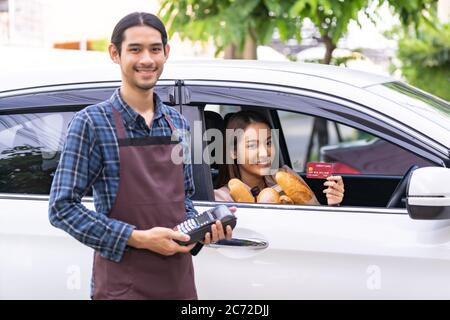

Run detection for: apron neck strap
[[112, 103, 177, 139], [164, 113, 176, 132]]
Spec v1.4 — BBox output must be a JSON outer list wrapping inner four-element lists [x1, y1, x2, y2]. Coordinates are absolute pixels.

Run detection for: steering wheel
[[386, 165, 419, 208]]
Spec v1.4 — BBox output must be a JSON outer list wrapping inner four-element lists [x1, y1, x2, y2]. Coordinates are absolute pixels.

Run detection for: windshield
[[368, 81, 450, 132]]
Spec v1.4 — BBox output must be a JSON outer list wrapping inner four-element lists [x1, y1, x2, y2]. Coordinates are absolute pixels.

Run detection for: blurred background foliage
[[88, 38, 109, 52], [159, 0, 438, 63], [158, 0, 449, 154], [159, 0, 448, 101], [389, 21, 449, 100], [158, 0, 447, 154]]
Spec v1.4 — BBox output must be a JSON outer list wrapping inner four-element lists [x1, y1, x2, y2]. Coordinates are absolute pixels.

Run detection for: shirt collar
[[109, 88, 165, 128]]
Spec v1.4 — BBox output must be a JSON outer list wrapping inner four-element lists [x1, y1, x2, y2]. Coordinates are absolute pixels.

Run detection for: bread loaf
[[275, 171, 313, 204], [279, 195, 294, 204], [256, 187, 280, 203], [228, 178, 255, 203]]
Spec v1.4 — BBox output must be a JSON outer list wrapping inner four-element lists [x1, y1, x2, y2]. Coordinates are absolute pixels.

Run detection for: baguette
[[228, 178, 255, 203], [279, 195, 294, 204], [256, 187, 280, 203], [275, 171, 313, 204]]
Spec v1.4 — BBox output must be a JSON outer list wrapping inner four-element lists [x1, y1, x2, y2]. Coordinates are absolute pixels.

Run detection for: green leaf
[[276, 19, 289, 41], [263, 0, 282, 15], [289, 0, 306, 17]]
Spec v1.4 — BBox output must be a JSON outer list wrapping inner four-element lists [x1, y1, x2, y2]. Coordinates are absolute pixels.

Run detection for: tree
[[159, 0, 302, 59], [391, 21, 450, 101], [158, 0, 440, 166], [159, 0, 437, 61]]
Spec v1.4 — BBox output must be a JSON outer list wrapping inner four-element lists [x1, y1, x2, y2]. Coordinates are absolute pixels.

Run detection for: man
[[48, 12, 233, 300]]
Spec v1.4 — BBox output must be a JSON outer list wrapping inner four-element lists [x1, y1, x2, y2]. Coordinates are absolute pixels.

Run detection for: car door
[[0, 95, 95, 299], [0, 83, 181, 299], [0, 86, 125, 299], [181, 82, 450, 299]]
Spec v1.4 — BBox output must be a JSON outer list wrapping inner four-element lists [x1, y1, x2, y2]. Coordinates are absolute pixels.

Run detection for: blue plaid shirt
[[48, 88, 197, 263]]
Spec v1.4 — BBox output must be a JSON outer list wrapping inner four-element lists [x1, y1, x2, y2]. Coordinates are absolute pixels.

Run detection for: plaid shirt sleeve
[[48, 110, 135, 263]]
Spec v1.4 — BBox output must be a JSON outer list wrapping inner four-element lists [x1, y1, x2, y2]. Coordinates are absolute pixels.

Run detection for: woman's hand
[[323, 176, 344, 206]]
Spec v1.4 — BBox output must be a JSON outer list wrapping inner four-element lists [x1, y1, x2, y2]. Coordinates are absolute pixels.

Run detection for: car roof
[[0, 46, 393, 92], [1, 47, 449, 151]]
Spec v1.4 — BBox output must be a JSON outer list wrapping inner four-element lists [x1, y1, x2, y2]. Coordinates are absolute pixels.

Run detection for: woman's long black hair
[[216, 110, 273, 189]]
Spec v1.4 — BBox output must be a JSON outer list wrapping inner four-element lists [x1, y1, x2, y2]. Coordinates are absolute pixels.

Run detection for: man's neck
[[120, 84, 154, 114]]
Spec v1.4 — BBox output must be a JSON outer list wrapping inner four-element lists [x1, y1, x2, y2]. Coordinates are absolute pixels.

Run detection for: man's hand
[[202, 206, 236, 245], [127, 227, 195, 256]]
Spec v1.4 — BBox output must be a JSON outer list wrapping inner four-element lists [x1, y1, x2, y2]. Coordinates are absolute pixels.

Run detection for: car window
[[369, 82, 450, 129], [187, 85, 442, 208], [278, 110, 434, 175], [204, 104, 241, 122], [197, 103, 437, 207], [0, 111, 75, 194]]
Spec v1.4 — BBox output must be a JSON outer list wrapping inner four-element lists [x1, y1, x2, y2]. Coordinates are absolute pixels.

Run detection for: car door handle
[[207, 238, 268, 250]]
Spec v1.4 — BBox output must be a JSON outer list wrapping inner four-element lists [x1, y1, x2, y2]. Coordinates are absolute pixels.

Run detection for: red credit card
[[306, 162, 334, 179]]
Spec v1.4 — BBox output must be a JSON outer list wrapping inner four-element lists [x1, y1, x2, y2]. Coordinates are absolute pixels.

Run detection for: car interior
[[200, 105, 434, 209]]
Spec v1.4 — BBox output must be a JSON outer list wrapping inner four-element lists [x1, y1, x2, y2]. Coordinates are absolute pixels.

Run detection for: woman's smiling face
[[234, 122, 275, 177]]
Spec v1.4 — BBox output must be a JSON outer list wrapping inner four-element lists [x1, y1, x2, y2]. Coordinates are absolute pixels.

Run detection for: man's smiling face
[[110, 25, 170, 91]]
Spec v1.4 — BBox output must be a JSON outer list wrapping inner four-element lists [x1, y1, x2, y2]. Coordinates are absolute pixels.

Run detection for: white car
[[0, 49, 449, 299]]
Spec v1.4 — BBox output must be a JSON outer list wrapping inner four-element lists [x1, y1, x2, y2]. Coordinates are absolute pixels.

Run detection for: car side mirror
[[407, 167, 450, 220]]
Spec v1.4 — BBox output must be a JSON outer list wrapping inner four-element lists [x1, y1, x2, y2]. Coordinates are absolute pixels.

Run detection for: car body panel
[[0, 197, 94, 299], [193, 203, 450, 299], [2, 197, 450, 299]]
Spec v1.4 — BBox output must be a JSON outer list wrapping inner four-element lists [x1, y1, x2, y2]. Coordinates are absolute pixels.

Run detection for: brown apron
[[93, 105, 197, 300]]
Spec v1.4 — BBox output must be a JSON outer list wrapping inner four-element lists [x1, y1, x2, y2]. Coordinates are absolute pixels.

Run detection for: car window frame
[[180, 82, 447, 212], [184, 83, 447, 163], [0, 83, 180, 199], [1, 81, 446, 211]]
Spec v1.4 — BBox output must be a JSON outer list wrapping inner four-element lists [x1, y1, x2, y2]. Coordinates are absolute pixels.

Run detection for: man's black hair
[[111, 12, 168, 55]]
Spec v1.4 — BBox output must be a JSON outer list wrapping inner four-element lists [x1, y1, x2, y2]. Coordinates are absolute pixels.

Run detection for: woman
[[214, 111, 344, 205]]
